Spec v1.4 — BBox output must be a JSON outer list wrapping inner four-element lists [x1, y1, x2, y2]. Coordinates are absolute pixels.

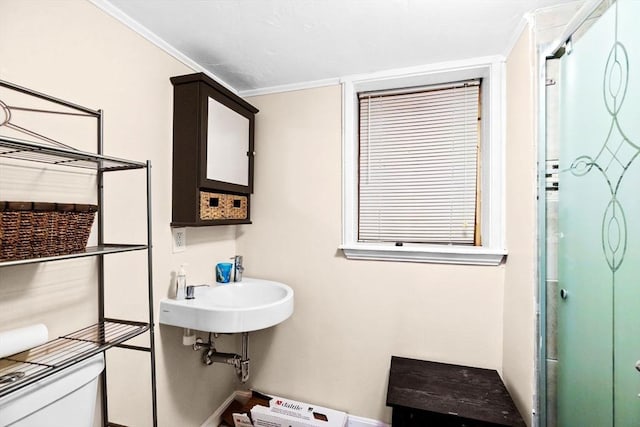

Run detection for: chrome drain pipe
[[193, 332, 250, 382], [240, 332, 249, 382]]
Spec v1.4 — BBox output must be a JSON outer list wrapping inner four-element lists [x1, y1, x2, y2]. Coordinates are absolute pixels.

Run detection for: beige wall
[[0, 1, 241, 425], [0, 1, 542, 425], [502, 25, 537, 425], [238, 86, 507, 422]]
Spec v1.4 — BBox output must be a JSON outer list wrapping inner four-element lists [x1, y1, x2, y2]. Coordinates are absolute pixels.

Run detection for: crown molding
[[239, 77, 341, 97]]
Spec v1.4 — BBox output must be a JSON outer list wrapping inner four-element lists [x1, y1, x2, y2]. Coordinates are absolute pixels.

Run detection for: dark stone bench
[[386, 356, 526, 427]]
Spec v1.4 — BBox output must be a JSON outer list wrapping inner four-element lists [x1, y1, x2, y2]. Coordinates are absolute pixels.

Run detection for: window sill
[[340, 243, 507, 266]]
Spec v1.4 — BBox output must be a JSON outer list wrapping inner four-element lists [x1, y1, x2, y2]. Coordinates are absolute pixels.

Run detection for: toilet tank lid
[[0, 353, 104, 424]]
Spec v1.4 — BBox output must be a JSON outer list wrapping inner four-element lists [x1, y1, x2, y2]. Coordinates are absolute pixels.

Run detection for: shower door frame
[[535, 1, 615, 426]]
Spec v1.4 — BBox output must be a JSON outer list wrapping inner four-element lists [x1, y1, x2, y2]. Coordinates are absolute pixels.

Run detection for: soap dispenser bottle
[[175, 264, 187, 300]]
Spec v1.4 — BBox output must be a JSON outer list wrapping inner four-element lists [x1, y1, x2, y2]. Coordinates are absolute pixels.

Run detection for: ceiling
[[100, 0, 578, 94]]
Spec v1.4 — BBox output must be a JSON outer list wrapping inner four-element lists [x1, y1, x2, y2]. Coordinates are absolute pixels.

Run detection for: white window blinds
[[358, 80, 481, 245]]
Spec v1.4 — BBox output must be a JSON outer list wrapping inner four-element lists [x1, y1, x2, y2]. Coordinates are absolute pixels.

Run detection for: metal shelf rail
[[0, 79, 157, 426], [0, 244, 148, 268], [0, 135, 146, 171], [0, 319, 149, 398]]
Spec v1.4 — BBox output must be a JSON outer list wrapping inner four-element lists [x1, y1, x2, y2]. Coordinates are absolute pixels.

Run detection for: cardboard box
[[232, 391, 347, 427]]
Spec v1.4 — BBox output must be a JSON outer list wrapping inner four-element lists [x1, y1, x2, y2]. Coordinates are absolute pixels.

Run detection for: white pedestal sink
[[159, 277, 294, 333]]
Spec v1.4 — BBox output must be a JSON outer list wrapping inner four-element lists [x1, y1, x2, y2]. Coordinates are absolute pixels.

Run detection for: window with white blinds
[[358, 80, 481, 245]]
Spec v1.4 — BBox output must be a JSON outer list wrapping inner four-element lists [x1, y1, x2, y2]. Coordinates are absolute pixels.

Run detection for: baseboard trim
[[201, 390, 252, 427], [202, 390, 389, 427], [346, 414, 390, 427]]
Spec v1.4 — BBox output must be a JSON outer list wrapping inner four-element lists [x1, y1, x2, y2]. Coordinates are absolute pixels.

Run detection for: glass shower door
[[557, 0, 640, 425]]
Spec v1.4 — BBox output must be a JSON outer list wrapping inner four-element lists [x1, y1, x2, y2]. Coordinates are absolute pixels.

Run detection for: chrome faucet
[[231, 255, 244, 282], [185, 284, 209, 299]]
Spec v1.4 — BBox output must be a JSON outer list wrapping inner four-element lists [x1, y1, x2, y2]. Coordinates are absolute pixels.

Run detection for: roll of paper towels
[[0, 324, 49, 358]]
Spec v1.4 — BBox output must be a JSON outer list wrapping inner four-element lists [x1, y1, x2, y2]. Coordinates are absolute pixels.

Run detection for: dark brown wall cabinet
[[171, 73, 259, 226]]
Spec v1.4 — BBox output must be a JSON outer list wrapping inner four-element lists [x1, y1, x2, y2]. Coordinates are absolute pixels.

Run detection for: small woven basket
[[199, 191, 248, 221], [0, 201, 98, 261]]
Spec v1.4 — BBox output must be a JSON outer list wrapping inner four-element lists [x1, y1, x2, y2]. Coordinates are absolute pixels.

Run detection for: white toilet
[[0, 353, 104, 427]]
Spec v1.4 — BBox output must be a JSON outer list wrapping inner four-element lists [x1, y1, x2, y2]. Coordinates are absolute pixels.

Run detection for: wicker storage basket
[[0, 201, 98, 261], [199, 191, 248, 221]]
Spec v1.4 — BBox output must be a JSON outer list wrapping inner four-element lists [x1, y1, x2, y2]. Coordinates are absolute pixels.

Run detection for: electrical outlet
[[172, 228, 186, 253]]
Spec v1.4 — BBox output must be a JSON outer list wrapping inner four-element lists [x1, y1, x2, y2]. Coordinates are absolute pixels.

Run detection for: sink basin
[[159, 277, 294, 333]]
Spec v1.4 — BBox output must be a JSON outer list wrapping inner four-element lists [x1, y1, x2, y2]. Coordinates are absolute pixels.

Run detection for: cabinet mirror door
[[206, 96, 250, 187]]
